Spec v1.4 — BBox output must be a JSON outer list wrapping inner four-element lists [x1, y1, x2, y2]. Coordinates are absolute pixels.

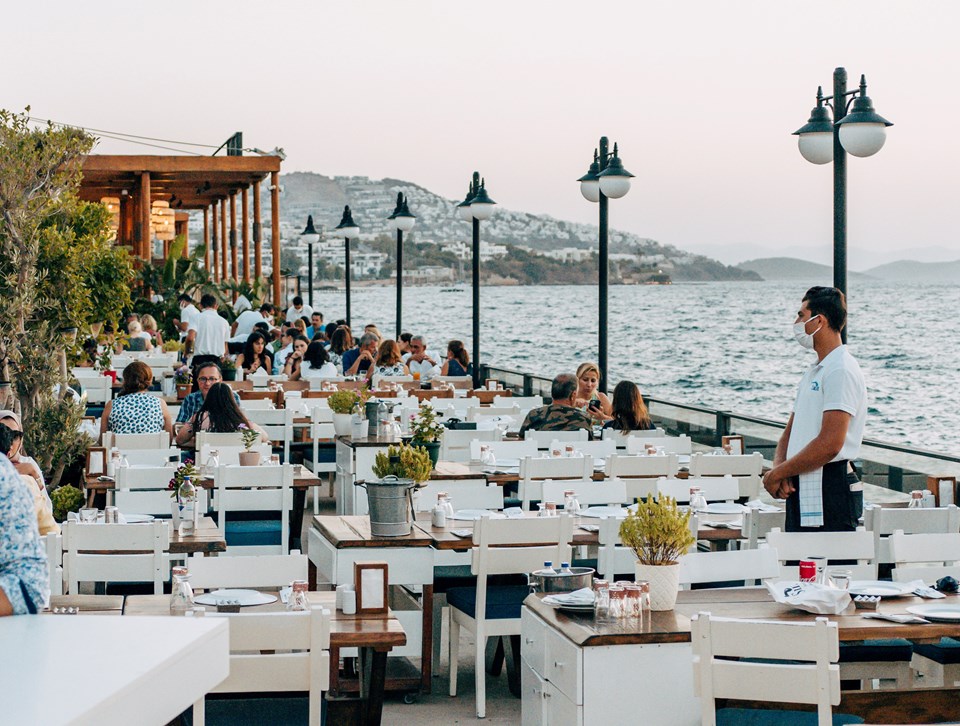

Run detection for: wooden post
[[139, 172, 151, 261], [212, 202, 220, 283], [241, 186, 250, 284], [203, 207, 210, 270], [220, 198, 228, 283], [253, 180, 263, 281], [119, 194, 131, 246], [270, 171, 281, 305], [229, 192, 238, 291]]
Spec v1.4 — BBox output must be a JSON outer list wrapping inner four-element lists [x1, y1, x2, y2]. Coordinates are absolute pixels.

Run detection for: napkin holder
[[853, 595, 881, 610], [216, 600, 241, 613]]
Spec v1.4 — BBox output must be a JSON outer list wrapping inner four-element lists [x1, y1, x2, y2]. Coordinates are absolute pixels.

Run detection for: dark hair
[[292, 296, 303, 306], [330, 327, 353, 355], [324, 322, 338, 340], [376, 339, 402, 366], [311, 311, 323, 321], [193, 361, 222, 379], [196, 383, 249, 433], [240, 332, 272, 372], [253, 321, 270, 334], [802, 286, 846, 332], [178, 293, 193, 303], [304, 341, 330, 369], [610, 381, 652, 434], [399, 332, 413, 344], [120, 361, 153, 395], [0, 425, 22, 457], [259, 303, 275, 314], [200, 293, 217, 309], [551, 373, 579, 402], [335, 319, 347, 327], [293, 335, 310, 346], [447, 339, 469, 367], [300, 315, 311, 325]]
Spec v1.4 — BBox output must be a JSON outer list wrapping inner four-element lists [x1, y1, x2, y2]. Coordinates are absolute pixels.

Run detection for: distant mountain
[[737, 257, 874, 283], [688, 242, 960, 270], [863, 259, 960, 283]]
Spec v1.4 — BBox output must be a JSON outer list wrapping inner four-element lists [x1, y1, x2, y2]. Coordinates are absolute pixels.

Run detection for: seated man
[[519, 373, 594, 440], [403, 335, 442, 381], [344, 332, 380, 377]]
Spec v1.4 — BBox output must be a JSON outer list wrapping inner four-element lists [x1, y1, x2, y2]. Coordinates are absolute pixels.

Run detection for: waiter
[[763, 286, 867, 531]]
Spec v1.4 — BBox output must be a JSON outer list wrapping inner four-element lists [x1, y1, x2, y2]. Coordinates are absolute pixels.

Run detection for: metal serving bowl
[[528, 567, 595, 594]]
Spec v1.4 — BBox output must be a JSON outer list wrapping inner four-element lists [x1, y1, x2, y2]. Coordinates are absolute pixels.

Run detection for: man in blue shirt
[[176, 362, 241, 425]]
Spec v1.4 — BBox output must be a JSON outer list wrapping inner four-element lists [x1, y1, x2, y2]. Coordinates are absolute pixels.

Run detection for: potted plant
[[174, 365, 192, 400], [96, 346, 116, 383], [237, 424, 262, 465], [163, 339, 184, 356], [167, 459, 199, 525], [328, 389, 360, 437], [363, 443, 433, 536], [219, 355, 238, 382], [410, 402, 444, 467], [50, 484, 84, 523], [619, 494, 696, 611]]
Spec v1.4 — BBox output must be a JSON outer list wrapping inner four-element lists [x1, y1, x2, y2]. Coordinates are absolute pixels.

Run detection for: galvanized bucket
[[356, 475, 415, 537]]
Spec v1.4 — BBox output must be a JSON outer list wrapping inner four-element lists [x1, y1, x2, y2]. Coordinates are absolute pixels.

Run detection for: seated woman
[[235, 331, 274, 376], [282, 335, 311, 380], [125, 320, 154, 352], [327, 326, 353, 374], [300, 342, 338, 381], [175, 382, 268, 447], [100, 361, 172, 437], [141, 314, 164, 348], [603, 380, 655, 433], [0, 427, 57, 536], [574, 361, 613, 422], [0, 411, 45, 484], [365, 339, 409, 384], [0, 455, 48, 616], [441, 339, 472, 377]]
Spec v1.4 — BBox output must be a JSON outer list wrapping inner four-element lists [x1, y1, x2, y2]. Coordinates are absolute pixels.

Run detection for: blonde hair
[[141, 314, 158, 332], [128, 320, 143, 335], [576, 361, 601, 381]]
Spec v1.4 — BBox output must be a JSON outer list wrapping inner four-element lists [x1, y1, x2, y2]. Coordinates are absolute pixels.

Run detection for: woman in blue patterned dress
[[0, 453, 48, 615], [100, 361, 172, 437]]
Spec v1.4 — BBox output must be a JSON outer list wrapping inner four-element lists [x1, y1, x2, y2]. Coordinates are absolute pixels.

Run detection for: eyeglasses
[[197, 377, 221, 384]]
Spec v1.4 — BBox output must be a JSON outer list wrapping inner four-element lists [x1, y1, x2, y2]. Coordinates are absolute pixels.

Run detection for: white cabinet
[[335, 438, 392, 515]]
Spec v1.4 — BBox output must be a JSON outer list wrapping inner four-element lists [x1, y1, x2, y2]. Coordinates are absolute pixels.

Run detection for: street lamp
[[333, 205, 360, 326], [578, 137, 634, 394], [300, 215, 321, 308], [458, 172, 496, 388], [386, 193, 416, 339], [793, 67, 892, 342]]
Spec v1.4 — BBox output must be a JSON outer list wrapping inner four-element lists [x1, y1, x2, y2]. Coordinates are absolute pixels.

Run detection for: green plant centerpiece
[[410, 402, 444, 467], [219, 355, 237, 381], [328, 389, 361, 415], [50, 484, 84, 522], [372, 443, 433, 487], [619, 494, 696, 611], [238, 424, 260, 451], [366, 443, 433, 537]]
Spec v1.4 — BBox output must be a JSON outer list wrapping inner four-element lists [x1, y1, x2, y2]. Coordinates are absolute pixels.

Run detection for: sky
[[5, 1, 959, 268]]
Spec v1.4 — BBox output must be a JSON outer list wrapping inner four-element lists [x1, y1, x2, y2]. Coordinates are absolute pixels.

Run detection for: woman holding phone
[[574, 361, 613, 422]]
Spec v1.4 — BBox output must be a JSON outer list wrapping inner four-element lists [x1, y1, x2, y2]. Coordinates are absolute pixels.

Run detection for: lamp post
[[300, 215, 321, 308], [457, 172, 496, 389], [578, 137, 634, 394], [793, 67, 892, 343], [333, 205, 360, 326], [386, 193, 416, 339]]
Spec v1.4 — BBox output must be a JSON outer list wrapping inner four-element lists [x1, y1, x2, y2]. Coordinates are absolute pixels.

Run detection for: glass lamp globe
[[797, 132, 834, 165], [394, 216, 416, 233], [457, 204, 474, 222], [580, 179, 601, 203], [470, 202, 495, 220], [338, 225, 359, 239], [839, 123, 887, 158], [598, 175, 631, 199]]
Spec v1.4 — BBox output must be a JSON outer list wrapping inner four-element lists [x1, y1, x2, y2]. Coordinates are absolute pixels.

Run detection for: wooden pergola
[[77, 154, 284, 302]]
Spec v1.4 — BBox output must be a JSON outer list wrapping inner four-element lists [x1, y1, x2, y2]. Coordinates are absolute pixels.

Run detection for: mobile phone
[[589, 399, 600, 411]]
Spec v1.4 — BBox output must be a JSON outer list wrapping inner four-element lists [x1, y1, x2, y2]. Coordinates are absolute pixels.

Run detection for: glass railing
[[482, 364, 960, 494]]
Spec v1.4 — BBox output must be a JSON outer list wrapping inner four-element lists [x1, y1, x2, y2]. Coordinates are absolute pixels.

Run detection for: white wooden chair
[[112, 448, 181, 467], [595, 512, 699, 580], [62, 520, 170, 594], [305, 415, 336, 514], [605, 453, 678, 479], [678, 548, 780, 589], [435, 375, 472, 387], [542, 478, 627, 508], [196, 431, 247, 450], [468, 439, 538, 462], [199, 443, 272, 467], [239, 398, 276, 410], [244, 406, 297, 462], [441, 428, 498, 463], [105, 431, 171, 449], [116, 465, 185, 517], [766, 527, 876, 580], [374, 374, 414, 386], [657, 476, 739, 504], [436, 397, 481, 418], [198, 605, 331, 726], [602, 428, 665, 448], [692, 613, 850, 726], [308, 376, 345, 390], [523, 429, 589, 447], [864, 504, 960, 567], [518, 455, 594, 510], [214, 464, 294, 555], [494, 394, 542, 409], [448, 515, 574, 719], [741, 507, 786, 549], [81, 376, 113, 405], [187, 551, 308, 590], [416, 478, 503, 512], [45, 532, 63, 597], [550, 438, 615, 460], [689, 452, 765, 499], [626, 434, 692, 455]]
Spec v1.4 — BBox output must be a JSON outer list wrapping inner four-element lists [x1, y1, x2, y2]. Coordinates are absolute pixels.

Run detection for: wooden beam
[[220, 198, 227, 283], [271, 171, 281, 305], [139, 172, 151, 260], [212, 202, 220, 282], [241, 186, 250, 284], [82, 155, 281, 174], [253, 180, 262, 281], [203, 207, 210, 271], [229, 192, 238, 300]]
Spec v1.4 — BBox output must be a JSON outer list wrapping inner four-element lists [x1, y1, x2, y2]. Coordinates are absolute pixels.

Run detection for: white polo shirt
[[178, 303, 200, 339], [285, 304, 313, 324], [786, 345, 867, 462], [190, 309, 230, 357], [403, 350, 442, 380], [233, 309, 265, 337]]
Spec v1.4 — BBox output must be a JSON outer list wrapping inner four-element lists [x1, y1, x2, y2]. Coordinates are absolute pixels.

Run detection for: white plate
[[450, 510, 505, 521], [906, 604, 960, 622], [121, 514, 155, 524], [494, 458, 521, 468], [194, 589, 278, 607], [702, 503, 747, 515], [579, 506, 628, 518], [848, 581, 914, 598]]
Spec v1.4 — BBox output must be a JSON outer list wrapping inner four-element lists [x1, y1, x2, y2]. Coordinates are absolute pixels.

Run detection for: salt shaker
[[288, 580, 310, 611], [563, 489, 581, 516], [432, 495, 447, 528]]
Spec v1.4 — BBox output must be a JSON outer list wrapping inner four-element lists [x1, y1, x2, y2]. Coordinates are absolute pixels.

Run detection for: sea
[[306, 281, 960, 455]]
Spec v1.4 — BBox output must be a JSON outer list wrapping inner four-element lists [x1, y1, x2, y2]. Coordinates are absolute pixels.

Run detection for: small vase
[[222, 368, 237, 382], [413, 440, 441, 467], [635, 562, 681, 611], [238, 451, 261, 466], [332, 412, 353, 436], [176, 384, 190, 400]]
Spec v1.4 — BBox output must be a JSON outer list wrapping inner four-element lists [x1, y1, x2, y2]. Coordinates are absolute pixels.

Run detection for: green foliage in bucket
[[372, 443, 432, 486], [328, 389, 360, 414], [619, 494, 695, 566]]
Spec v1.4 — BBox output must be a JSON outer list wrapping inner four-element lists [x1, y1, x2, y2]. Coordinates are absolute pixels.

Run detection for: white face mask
[[793, 314, 822, 350]]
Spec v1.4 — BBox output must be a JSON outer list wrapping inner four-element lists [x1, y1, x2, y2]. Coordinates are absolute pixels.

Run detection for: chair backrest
[[113, 448, 181, 467], [239, 398, 276, 410], [115, 465, 181, 516], [518, 455, 594, 510], [692, 612, 841, 726], [550, 438, 615, 460], [81, 376, 113, 404], [410, 389, 455, 403], [524, 429, 589, 447], [238, 389, 283, 408], [374, 374, 413, 384], [308, 377, 346, 390], [469, 439, 539, 462], [766, 527, 876, 580], [108, 431, 171, 450], [441, 428, 498, 463], [542, 478, 626, 508], [188, 551, 308, 590], [864, 504, 960, 565], [605, 453, 678, 480], [196, 431, 246, 449], [626, 435, 692, 455], [215, 464, 294, 554], [199, 443, 272, 467], [689, 452, 764, 499], [46, 532, 63, 596], [742, 508, 786, 549], [596, 512, 699, 580], [437, 397, 482, 416], [469, 405, 524, 422], [209, 605, 330, 726], [496, 395, 541, 409], [657, 476, 739, 504], [601, 428, 666, 448], [888, 530, 960, 583], [678, 548, 781, 588], [244, 407, 296, 462], [62, 520, 170, 594], [416, 478, 503, 512]]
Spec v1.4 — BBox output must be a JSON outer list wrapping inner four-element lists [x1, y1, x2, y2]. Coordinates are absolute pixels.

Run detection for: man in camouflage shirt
[[519, 373, 594, 440]]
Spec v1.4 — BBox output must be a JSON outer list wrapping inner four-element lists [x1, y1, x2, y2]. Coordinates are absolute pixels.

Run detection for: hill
[[737, 257, 874, 283], [862, 259, 960, 283]]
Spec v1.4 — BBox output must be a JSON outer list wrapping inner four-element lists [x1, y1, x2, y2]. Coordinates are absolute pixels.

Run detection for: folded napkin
[[701, 519, 744, 529], [746, 500, 782, 513], [766, 580, 851, 615], [543, 587, 595, 606], [903, 580, 947, 599], [861, 612, 930, 624], [279, 586, 291, 604]]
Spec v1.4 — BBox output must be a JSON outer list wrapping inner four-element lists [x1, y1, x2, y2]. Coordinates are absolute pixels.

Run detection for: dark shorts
[[785, 460, 863, 532]]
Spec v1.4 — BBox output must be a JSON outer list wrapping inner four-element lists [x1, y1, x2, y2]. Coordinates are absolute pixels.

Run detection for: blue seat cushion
[[224, 519, 282, 547], [503, 497, 522, 509], [446, 585, 530, 620], [572, 558, 598, 571], [914, 637, 960, 664], [716, 708, 863, 725], [839, 638, 912, 662]]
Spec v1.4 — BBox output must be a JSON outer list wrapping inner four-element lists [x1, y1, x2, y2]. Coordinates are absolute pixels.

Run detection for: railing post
[[715, 410, 731, 447], [888, 466, 904, 492], [523, 374, 533, 397]]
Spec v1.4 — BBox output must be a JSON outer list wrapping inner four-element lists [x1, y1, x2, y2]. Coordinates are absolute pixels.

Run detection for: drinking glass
[[79, 508, 99, 524], [624, 583, 643, 621], [828, 568, 852, 590], [269, 454, 280, 466], [609, 585, 627, 619], [593, 579, 611, 623]]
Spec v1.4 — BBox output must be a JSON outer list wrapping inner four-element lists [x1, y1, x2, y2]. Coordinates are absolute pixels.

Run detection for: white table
[[0, 615, 229, 726]]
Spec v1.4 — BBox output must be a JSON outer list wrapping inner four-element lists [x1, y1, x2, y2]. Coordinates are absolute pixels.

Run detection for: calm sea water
[[307, 281, 960, 454]]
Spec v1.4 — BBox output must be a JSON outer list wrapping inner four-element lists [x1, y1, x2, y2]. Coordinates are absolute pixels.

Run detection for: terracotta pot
[[635, 562, 681, 611], [238, 451, 261, 466], [176, 384, 190, 400]]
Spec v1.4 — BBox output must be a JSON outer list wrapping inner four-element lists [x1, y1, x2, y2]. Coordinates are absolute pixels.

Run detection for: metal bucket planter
[[356, 475, 416, 537]]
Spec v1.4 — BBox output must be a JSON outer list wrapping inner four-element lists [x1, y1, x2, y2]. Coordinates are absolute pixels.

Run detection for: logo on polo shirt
[[810, 381, 820, 392]]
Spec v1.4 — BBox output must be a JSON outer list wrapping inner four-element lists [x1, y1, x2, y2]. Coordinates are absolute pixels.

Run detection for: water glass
[[593, 579, 611, 623], [609, 584, 628, 619], [828, 568, 852, 590], [79, 508, 99, 524], [543, 501, 557, 517], [288, 580, 310, 611], [624, 583, 643, 621], [269, 454, 280, 466]]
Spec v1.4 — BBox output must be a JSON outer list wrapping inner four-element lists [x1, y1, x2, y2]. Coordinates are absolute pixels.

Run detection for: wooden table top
[[312, 515, 436, 549], [170, 516, 227, 554], [524, 587, 960, 648], [84, 468, 322, 492], [124, 591, 406, 650]]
